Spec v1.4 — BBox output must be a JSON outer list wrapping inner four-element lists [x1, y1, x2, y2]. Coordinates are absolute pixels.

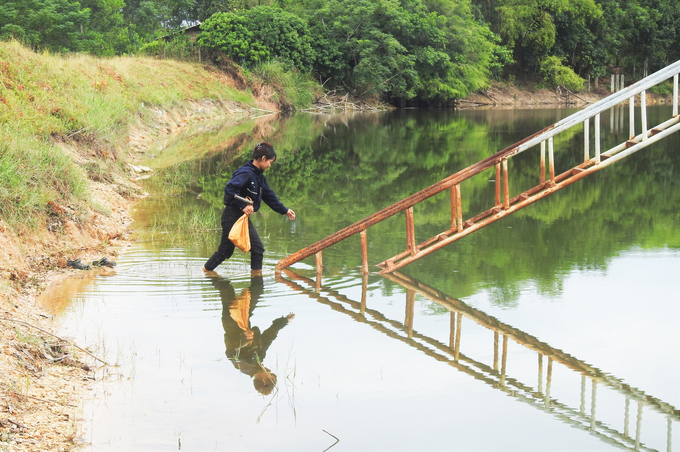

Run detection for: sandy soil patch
[[460, 83, 674, 108]]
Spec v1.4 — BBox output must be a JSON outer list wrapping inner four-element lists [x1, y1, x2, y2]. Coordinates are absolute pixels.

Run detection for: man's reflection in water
[[211, 272, 294, 395]]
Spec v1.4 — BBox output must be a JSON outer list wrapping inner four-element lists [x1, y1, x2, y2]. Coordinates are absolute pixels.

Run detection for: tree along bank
[[6, 0, 680, 108]]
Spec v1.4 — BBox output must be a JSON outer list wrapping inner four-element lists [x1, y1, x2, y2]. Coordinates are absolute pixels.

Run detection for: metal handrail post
[[548, 137, 555, 182], [583, 119, 590, 163], [629, 96, 635, 139], [674, 74, 679, 117], [595, 114, 601, 163], [540, 141, 546, 183], [641, 91, 648, 141]]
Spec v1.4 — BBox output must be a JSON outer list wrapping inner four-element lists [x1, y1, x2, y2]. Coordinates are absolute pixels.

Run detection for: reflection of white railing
[[277, 60, 680, 275], [277, 268, 678, 451]]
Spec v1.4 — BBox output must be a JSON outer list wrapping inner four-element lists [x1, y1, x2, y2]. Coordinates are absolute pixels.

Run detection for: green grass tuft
[[247, 60, 321, 111], [0, 40, 259, 230]]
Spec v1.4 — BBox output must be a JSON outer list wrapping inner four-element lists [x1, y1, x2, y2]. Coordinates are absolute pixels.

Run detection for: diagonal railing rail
[[276, 60, 680, 275]]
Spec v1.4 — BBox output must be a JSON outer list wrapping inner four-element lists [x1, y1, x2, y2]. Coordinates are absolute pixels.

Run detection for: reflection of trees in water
[[270, 108, 679, 305], [143, 108, 679, 303]]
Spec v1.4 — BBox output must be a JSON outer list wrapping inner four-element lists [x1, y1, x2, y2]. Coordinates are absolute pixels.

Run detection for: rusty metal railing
[[276, 60, 680, 275]]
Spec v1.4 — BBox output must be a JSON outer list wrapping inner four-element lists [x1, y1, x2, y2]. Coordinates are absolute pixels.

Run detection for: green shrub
[[540, 56, 585, 92], [140, 35, 201, 61], [198, 12, 269, 65], [649, 80, 673, 97], [197, 6, 315, 72]]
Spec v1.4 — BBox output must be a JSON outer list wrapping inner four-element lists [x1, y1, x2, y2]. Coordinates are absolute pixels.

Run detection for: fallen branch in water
[[301, 91, 390, 113], [557, 85, 590, 104], [458, 99, 493, 105], [322, 429, 339, 451]]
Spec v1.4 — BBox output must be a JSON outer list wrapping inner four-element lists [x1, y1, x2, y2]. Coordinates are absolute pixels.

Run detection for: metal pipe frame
[[276, 60, 680, 274], [377, 119, 680, 274]]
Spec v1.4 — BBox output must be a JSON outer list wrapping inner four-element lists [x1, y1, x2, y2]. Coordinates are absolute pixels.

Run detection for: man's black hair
[[253, 142, 276, 161]]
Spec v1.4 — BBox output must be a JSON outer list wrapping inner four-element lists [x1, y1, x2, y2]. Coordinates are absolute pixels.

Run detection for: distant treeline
[[1, 0, 678, 104]]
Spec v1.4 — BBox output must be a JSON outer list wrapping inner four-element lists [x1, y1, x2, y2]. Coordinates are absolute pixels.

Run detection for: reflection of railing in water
[[276, 60, 680, 275], [611, 105, 627, 133], [276, 269, 678, 451]]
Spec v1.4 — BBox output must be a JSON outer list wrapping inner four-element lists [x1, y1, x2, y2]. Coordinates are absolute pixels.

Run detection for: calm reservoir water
[[45, 107, 679, 451]]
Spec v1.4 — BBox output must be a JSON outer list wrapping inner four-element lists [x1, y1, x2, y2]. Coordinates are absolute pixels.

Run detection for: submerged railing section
[[276, 268, 679, 451], [276, 60, 680, 275]]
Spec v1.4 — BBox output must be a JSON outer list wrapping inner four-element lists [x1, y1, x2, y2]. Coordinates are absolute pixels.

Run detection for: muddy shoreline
[[0, 98, 255, 451]]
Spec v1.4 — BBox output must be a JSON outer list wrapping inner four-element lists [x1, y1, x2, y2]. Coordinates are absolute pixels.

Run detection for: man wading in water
[[202, 142, 296, 274]]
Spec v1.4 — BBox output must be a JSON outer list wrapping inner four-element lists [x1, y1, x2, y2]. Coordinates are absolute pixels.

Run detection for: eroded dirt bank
[[460, 83, 674, 108]]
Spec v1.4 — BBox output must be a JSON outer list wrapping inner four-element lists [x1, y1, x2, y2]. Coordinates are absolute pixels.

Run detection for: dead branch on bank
[[457, 99, 494, 108], [301, 91, 391, 113], [557, 85, 591, 105], [479, 90, 502, 105], [2, 391, 77, 408]]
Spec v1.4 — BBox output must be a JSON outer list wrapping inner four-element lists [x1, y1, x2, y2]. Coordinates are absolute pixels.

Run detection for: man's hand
[[286, 209, 296, 220], [243, 205, 254, 216]]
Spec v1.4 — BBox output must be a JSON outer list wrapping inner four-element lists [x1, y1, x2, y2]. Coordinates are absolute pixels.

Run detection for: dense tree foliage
[[474, 0, 679, 84], [1, 0, 679, 101], [495, 0, 603, 80], [0, 0, 90, 52], [198, 6, 315, 70], [287, 0, 494, 104], [0, 0, 170, 54]]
